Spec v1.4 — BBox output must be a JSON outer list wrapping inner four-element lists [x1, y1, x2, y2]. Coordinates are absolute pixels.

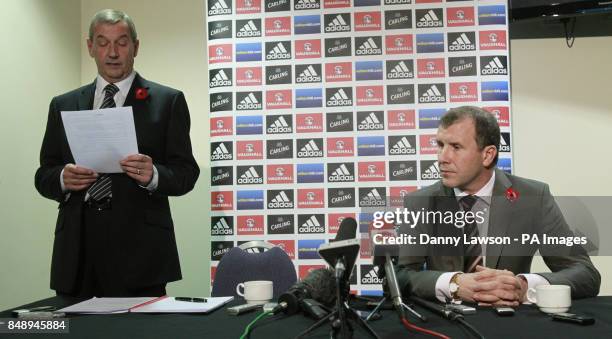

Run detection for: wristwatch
[[449, 273, 462, 304]]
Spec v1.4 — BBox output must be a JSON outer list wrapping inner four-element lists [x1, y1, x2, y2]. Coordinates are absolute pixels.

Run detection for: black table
[[1, 296, 611, 338]]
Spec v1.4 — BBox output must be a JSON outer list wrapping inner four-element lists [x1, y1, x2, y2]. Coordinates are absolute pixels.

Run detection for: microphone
[[409, 296, 461, 321], [333, 217, 357, 242], [318, 217, 359, 281], [276, 268, 336, 317]]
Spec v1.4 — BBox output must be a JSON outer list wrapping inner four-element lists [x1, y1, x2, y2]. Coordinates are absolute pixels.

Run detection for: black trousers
[[57, 200, 166, 298]]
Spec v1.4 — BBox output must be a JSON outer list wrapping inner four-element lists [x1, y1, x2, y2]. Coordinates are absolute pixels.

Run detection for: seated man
[[395, 106, 600, 306]]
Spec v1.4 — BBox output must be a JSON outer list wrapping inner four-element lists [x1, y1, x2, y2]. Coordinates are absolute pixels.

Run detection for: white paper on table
[[131, 296, 235, 313], [57, 297, 157, 314], [61, 107, 139, 173]]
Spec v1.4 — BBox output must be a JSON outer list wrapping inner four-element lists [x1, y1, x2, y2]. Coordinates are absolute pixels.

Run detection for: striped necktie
[[459, 195, 483, 272], [86, 83, 119, 201]]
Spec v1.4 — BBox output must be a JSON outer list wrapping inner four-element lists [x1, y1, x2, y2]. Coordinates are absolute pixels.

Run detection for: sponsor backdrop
[[206, 0, 512, 294]]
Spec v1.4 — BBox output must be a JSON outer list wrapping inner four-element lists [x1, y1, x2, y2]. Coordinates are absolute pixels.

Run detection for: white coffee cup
[[236, 280, 273, 305], [526, 284, 571, 314]]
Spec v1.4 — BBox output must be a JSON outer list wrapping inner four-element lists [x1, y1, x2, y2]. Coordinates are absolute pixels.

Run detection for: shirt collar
[[453, 171, 496, 205], [95, 71, 136, 98]]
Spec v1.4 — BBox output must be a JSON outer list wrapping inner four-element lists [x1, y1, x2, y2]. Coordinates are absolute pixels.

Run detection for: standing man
[[35, 9, 199, 297], [396, 106, 599, 306]]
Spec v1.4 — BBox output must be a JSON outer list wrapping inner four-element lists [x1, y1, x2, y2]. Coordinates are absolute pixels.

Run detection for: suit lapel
[[486, 169, 513, 268], [436, 185, 463, 269], [123, 73, 149, 112], [77, 80, 95, 110]]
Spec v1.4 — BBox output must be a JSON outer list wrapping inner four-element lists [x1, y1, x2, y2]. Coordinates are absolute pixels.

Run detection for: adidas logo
[[237, 93, 262, 110], [210, 69, 231, 87], [356, 37, 382, 55], [237, 20, 261, 37], [325, 14, 350, 32], [238, 167, 263, 184], [268, 191, 294, 209], [419, 85, 445, 103], [211, 217, 233, 235], [267, 42, 291, 60], [211, 143, 232, 160], [482, 57, 507, 75], [449, 33, 475, 51], [295, 0, 319, 9], [422, 162, 442, 180], [361, 266, 384, 284], [499, 134, 510, 152], [358, 112, 384, 130], [390, 137, 416, 155], [267, 116, 292, 133], [296, 65, 321, 83], [361, 188, 386, 206], [417, 9, 442, 28], [387, 61, 413, 79], [299, 215, 324, 233], [208, 0, 231, 15], [327, 88, 352, 107], [328, 164, 354, 182], [298, 140, 323, 157], [385, 0, 411, 4]]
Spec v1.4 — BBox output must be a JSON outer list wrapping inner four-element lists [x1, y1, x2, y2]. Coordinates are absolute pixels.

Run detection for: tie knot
[[104, 83, 119, 96], [459, 195, 478, 211]]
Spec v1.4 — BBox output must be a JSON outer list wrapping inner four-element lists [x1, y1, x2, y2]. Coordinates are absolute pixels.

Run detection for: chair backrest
[[238, 240, 275, 253], [211, 246, 297, 299]]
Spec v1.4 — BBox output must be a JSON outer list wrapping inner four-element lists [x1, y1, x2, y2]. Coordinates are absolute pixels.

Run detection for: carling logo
[[266, 164, 294, 184], [295, 89, 323, 108], [236, 91, 262, 110], [296, 39, 322, 59], [210, 92, 232, 112], [237, 165, 264, 185], [483, 106, 510, 127], [236, 115, 263, 135], [208, 44, 232, 64], [355, 61, 383, 81], [450, 82, 478, 102], [265, 41, 291, 60], [297, 190, 325, 209], [327, 162, 355, 182], [480, 56, 508, 75], [211, 191, 233, 211], [389, 161, 417, 181], [361, 265, 384, 284], [325, 38, 352, 58], [385, 34, 414, 54], [328, 187, 355, 208], [325, 62, 352, 82], [326, 112, 354, 132], [296, 113, 324, 132], [211, 141, 233, 161], [324, 13, 351, 32], [211, 241, 233, 261], [388, 135, 417, 155], [267, 189, 294, 209], [266, 114, 293, 134], [418, 108, 445, 129], [419, 134, 437, 154], [298, 239, 326, 260], [385, 10, 412, 30], [326, 87, 353, 107], [357, 111, 384, 131], [269, 240, 295, 259], [209, 68, 232, 88], [267, 214, 295, 234], [297, 138, 324, 158], [211, 216, 233, 236], [480, 30, 507, 50], [415, 33, 444, 53], [237, 215, 264, 235], [388, 110, 416, 130], [386, 85, 415, 105], [208, 20, 232, 40], [327, 137, 355, 157], [481, 81, 509, 101], [294, 0, 320, 10], [478, 5, 507, 26], [298, 214, 325, 233], [418, 84, 446, 103], [357, 136, 385, 156], [386, 59, 414, 79], [447, 7, 475, 27], [416, 8, 443, 28], [358, 161, 386, 182], [355, 36, 383, 56], [235, 42, 262, 62], [236, 19, 262, 38], [210, 117, 233, 137], [236, 0, 261, 14], [294, 15, 321, 35], [447, 32, 476, 52], [208, 0, 232, 16], [359, 187, 387, 207], [297, 163, 324, 183], [236, 191, 264, 210], [448, 56, 477, 77], [420, 160, 442, 180], [237, 140, 264, 160], [355, 11, 381, 31], [265, 0, 290, 12], [236, 66, 262, 86], [295, 64, 322, 83], [266, 65, 292, 85], [500, 132, 511, 152], [265, 16, 291, 36], [211, 166, 232, 186], [266, 90, 292, 110], [417, 58, 445, 78], [356, 86, 384, 106], [266, 139, 293, 159]]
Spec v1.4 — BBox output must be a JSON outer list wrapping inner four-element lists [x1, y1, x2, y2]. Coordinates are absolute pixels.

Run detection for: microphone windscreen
[[334, 217, 357, 242], [302, 268, 336, 306]]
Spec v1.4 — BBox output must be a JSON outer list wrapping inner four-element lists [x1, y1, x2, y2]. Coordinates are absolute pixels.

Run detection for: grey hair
[[88, 9, 137, 41]]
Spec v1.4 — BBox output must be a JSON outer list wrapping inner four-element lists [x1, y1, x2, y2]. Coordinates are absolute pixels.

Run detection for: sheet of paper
[[61, 107, 139, 173], [58, 297, 157, 314], [131, 296, 234, 313]]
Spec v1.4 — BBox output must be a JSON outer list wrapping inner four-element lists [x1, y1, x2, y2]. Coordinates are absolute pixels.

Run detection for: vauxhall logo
[[208, 0, 232, 16], [324, 14, 351, 32], [236, 19, 262, 38], [416, 9, 443, 28]]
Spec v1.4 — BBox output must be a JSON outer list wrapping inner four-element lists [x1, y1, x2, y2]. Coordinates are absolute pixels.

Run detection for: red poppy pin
[[505, 187, 519, 202], [135, 87, 149, 100]]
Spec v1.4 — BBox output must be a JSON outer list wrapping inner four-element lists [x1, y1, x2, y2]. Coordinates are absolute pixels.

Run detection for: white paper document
[[57, 296, 234, 314], [57, 297, 156, 314], [131, 296, 234, 313], [61, 107, 139, 173]]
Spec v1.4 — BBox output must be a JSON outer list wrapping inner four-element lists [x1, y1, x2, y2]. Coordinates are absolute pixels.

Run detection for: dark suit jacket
[[34, 73, 200, 292], [396, 169, 600, 300]]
